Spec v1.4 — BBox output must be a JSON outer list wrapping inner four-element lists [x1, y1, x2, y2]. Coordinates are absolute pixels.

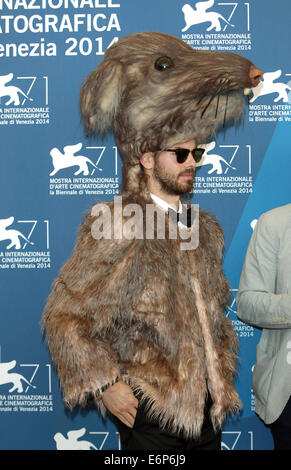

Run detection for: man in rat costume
[[42, 32, 262, 450]]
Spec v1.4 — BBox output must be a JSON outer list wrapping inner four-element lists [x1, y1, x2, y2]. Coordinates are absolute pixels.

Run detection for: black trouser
[[269, 396, 291, 450], [110, 392, 221, 451]]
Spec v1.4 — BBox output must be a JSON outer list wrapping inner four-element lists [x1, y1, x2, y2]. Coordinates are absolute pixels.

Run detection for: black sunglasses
[[162, 147, 205, 164]]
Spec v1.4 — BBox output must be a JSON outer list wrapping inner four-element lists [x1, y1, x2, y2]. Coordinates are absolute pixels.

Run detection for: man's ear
[[80, 59, 125, 136], [140, 151, 155, 170]]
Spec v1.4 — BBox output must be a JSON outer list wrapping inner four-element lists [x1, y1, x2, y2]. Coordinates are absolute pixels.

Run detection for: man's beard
[[153, 160, 195, 195]]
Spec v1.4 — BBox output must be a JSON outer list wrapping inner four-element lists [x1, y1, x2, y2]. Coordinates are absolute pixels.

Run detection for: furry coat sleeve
[[41, 205, 135, 410]]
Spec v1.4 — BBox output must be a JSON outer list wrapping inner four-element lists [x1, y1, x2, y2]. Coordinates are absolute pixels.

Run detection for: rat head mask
[[80, 31, 262, 195]]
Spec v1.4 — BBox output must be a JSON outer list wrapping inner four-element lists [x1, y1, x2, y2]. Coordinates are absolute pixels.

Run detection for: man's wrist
[[99, 376, 120, 399]]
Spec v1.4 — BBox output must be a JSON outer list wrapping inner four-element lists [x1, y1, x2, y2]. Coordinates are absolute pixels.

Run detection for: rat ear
[[80, 59, 125, 135]]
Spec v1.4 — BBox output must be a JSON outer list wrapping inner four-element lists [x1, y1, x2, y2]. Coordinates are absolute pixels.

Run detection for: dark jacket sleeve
[[41, 204, 135, 412]]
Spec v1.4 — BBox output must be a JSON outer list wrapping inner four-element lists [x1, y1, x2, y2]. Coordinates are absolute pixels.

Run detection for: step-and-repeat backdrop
[[1, 0, 290, 450]]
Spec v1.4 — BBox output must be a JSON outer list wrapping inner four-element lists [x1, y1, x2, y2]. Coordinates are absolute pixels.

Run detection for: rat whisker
[[197, 75, 226, 106], [201, 79, 226, 118], [215, 93, 220, 118], [221, 79, 232, 128], [223, 93, 229, 128]]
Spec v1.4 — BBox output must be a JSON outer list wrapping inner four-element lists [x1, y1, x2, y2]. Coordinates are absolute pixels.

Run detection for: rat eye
[[154, 56, 174, 71]]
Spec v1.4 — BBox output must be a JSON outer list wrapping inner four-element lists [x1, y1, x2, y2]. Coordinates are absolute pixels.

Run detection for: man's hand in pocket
[[102, 380, 138, 428]]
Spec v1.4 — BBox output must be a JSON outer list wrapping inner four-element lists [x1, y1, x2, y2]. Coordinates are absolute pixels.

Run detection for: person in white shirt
[[97, 139, 240, 449], [42, 135, 240, 450], [42, 26, 257, 449]]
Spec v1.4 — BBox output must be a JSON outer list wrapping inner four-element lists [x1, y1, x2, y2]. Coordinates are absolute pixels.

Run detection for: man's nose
[[185, 152, 197, 167]]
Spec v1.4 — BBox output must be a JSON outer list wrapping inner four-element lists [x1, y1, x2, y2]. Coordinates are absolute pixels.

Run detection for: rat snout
[[249, 65, 263, 87]]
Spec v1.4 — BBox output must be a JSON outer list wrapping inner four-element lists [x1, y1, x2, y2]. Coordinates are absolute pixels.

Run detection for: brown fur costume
[[42, 32, 262, 438]]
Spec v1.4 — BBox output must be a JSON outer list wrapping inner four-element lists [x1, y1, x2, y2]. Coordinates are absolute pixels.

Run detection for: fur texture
[[79, 31, 261, 195], [42, 188, 241, 438]]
